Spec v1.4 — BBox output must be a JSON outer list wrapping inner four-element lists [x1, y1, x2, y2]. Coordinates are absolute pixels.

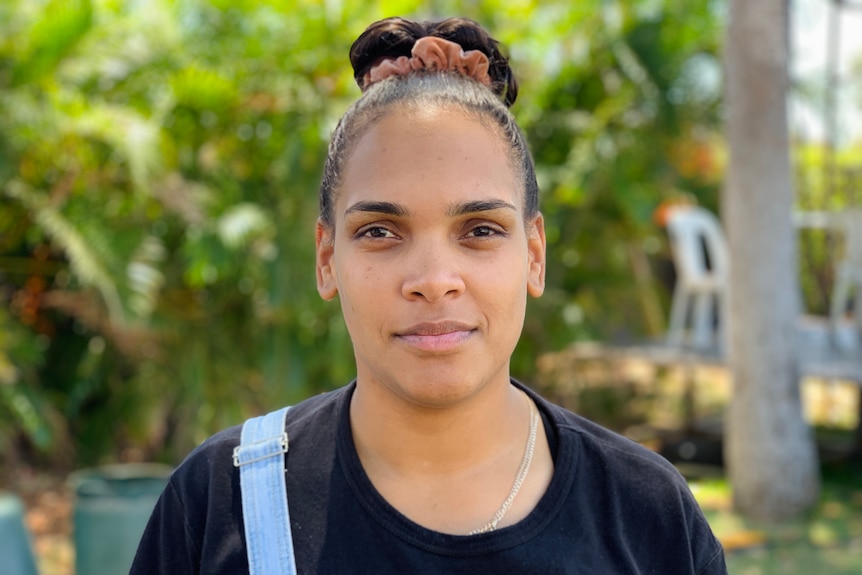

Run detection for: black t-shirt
[[131, 381, 727, 574]]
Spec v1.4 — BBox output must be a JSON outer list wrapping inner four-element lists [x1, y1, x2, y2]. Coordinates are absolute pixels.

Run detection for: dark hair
[[319, 17, 538, 228], [350, 17, 518, 107]]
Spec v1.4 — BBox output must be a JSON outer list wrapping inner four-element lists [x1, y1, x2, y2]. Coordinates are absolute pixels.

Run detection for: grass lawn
[[690, 457, 862, 574]]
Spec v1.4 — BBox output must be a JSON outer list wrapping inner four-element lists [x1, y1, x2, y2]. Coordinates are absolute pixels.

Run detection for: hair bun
[[349, 16, 519, 107]]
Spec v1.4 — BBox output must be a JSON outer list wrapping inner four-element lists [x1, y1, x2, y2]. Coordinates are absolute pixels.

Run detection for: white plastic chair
[[830, 209, 862, 346], [664, 206, 728, 351]]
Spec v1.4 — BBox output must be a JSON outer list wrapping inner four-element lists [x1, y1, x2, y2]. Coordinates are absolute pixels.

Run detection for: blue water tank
[[0, 492, 39, 575], [70, 463, 172, 575]]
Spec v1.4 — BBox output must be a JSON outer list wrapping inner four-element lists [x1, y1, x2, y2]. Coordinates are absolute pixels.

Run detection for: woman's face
[[316, 104, 545, 409]]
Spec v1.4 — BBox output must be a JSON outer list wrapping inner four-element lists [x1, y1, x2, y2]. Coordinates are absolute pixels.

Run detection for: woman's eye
[[360, 226, 395, 239], [469, 225, 499, 238]]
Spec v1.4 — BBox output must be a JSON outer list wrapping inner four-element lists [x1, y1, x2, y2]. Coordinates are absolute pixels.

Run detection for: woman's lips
[[395, 322, 475, 352]]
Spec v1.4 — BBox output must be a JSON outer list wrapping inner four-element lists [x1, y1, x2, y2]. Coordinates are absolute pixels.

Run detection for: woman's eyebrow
[[446, 199, 517, 216], [344, 201, 410, 217]]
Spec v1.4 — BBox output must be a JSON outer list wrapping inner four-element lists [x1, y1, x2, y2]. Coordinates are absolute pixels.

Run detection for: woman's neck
[[347, 376, 554, 535], [349, 377, 526, 477]]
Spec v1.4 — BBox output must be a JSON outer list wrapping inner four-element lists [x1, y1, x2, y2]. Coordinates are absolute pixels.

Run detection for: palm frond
[[10, 0, 94, 86], [0, 377, 54, 450], [0, 306, 53, 451], [127, 235, 166, 320], [64, 103, 163, 194], [4, 179, 125, 322], [217, 202, 275, 249], [170, 65, 238, 112]]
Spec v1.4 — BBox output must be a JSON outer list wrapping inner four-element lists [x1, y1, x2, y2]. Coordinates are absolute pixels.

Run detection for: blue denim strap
[[234, 407, 296, 575]]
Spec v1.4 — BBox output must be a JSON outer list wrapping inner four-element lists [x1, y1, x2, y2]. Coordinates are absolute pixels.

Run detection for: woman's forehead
[[337, 106, 521, 212], [360, 104, 506, 158]]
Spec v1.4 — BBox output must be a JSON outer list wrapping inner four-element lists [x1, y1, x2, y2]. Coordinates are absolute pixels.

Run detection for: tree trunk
[[722, 0, 820, 520]]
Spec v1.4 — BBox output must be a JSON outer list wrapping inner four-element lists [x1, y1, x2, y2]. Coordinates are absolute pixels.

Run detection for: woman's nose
[[400, 242, 466, 303]]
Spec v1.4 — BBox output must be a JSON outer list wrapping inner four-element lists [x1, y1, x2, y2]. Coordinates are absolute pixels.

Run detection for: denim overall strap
[[233, 406, 297, 575]]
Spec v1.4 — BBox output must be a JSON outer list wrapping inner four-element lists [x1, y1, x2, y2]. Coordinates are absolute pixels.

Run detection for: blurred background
[[1, 0, 861, 573]]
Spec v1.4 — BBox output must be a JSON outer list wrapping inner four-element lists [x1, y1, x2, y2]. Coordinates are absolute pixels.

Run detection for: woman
[[132, 16, 727, 574]]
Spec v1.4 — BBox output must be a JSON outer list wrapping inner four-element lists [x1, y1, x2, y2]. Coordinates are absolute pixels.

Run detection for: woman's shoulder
[[524, 384, 687, 487], [172, 384, 351, 480], [524, 385, 725, 572]]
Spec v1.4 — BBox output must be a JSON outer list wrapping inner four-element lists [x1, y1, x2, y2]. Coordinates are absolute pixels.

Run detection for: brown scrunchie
[[360, 36, 492, 91]]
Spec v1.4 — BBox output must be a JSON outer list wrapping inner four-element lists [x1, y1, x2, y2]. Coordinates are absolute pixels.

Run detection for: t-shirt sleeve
[[687, 487, 728, 575], [547, 405, 730, 574], [130, 476, 201, 574], [697, 541, 728, 575]]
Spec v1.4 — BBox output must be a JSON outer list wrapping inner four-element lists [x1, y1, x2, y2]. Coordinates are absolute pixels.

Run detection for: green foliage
[[794, 142, 862, 315], [518, 0, 723, 359], [0, 307, 53, 454], [0, 0, 724, 466], [10, 0, 94, 86]]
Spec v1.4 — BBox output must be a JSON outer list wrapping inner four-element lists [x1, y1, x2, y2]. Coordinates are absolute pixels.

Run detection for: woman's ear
[[316, 220, 338, 301], [526, 213, 546, 298]]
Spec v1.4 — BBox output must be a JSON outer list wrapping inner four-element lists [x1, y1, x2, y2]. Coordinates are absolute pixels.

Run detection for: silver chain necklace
[[468, 392, 539, 535]]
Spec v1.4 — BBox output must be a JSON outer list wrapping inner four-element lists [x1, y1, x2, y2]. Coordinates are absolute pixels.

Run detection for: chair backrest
[[665, 206, 728, 287], [840, 209, 862, 271]]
